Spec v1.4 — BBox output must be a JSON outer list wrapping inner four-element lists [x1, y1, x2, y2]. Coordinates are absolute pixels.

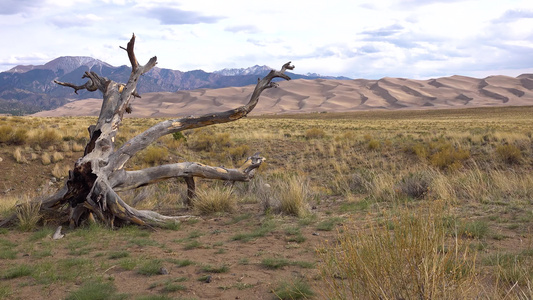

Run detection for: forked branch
[[108, 62, 294, 171]]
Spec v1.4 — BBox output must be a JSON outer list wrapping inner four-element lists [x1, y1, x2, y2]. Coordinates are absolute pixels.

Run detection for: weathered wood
[[184, 177, 195, 206], [1, 34, 292, 228]]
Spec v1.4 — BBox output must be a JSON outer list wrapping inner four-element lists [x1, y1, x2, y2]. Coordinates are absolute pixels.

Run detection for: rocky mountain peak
[[7, 56, 112, 75]]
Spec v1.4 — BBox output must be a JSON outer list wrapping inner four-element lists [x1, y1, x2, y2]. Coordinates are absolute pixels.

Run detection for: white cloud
[[0, 0, 532, 79]]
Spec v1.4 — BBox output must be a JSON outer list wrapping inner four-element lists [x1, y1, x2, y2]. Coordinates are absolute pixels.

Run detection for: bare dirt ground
[[0, 147, 337, 299], [1, 209, 338, 299]]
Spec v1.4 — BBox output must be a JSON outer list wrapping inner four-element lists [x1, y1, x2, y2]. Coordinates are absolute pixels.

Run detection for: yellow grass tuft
[[52, 151, 64, 163], [51, 164, 69, 179], [13, 147, 26, 163], [192, 185, 236, 214], [41, 152, 51, 165], [16, 199, 41, 231], [140, 145, 169, 165]]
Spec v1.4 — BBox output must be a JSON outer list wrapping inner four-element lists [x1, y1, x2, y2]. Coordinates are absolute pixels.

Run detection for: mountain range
[[0, 56, 349, 115]]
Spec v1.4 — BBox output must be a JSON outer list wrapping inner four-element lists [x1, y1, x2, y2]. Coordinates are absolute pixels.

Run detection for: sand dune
[[33, 74, 533, 117]]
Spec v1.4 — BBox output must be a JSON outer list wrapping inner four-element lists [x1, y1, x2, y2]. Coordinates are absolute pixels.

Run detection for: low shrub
[[396, 171, 434, 200], [496, 144, 522, 165], [367, 139, 381, 150], [305, 127, 326, 139], [429, 145, 470, 170], [228, 144, 250, 162]]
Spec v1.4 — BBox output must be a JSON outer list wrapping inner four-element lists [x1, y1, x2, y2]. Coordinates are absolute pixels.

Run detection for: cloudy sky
[[1, 0, 532, 79]]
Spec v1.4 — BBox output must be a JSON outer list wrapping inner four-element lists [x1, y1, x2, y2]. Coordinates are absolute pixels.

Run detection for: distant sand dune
[[33, 74, 533, 117]]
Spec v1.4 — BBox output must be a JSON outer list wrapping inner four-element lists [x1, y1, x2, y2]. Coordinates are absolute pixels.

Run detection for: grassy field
[[0, 106, 533, 299]]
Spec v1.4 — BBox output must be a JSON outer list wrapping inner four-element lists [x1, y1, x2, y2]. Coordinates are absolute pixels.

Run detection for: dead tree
[[2, 34, 293, 228]]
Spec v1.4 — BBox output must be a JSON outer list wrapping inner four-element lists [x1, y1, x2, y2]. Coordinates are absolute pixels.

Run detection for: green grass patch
[[225, 213, 252, 225], [128, 238, 159, 247], [316, 217, 344, 231], [0, 249, 16, 259], [163, 222, 181, 231], [261, 257, 315, 270], [109, 251, 130, 259], [201, 264, 229, 273], [231, 219, 277, 242], [183, 240, 202, 250], [161, 283, 187, 293], [284, 226, 307, 243], [65, 280, 127, 300], [32, 249, 52, 258], [136, 296, 175, 300], [118, 225, 151, 237], [0, 284, 11, 299], [298, 214, 317, 226], [187, 230, 203, 238], [273, 278, 314, 300], [0, 238, 16, 248], [168, 258, 194, 267], [28, 227, 54, 241], [461, 220, 489, 239], [2, 264, 33, 279], [340, 199, 371, 212], [137, 259, 164, 276], [118, 258, 138, 270]]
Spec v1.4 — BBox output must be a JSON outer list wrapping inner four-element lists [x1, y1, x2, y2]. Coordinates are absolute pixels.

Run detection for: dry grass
[[41, 152, 51, 165], [1, 107, 533, 298], [0, 196, 18, 217], [13, 147, 26, 163], [15, 199, 41, 232], [277, 175, 311, 217], [29, 128, 63, 148], [71, 142, 84, 152], [140, 145, 168, 165], [51, 164, 69, 179], [52, 151, 64, 163], [192, 185, 237, 214], [187, 129, 232, 151], [319, 205, 479, 299]]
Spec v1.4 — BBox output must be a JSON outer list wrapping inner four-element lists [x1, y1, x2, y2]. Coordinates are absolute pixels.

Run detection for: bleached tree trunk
[[2, 34, 293, 228]]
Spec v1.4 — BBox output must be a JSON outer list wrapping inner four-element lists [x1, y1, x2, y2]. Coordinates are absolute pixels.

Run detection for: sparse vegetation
[[1, 107, 533, 298]]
